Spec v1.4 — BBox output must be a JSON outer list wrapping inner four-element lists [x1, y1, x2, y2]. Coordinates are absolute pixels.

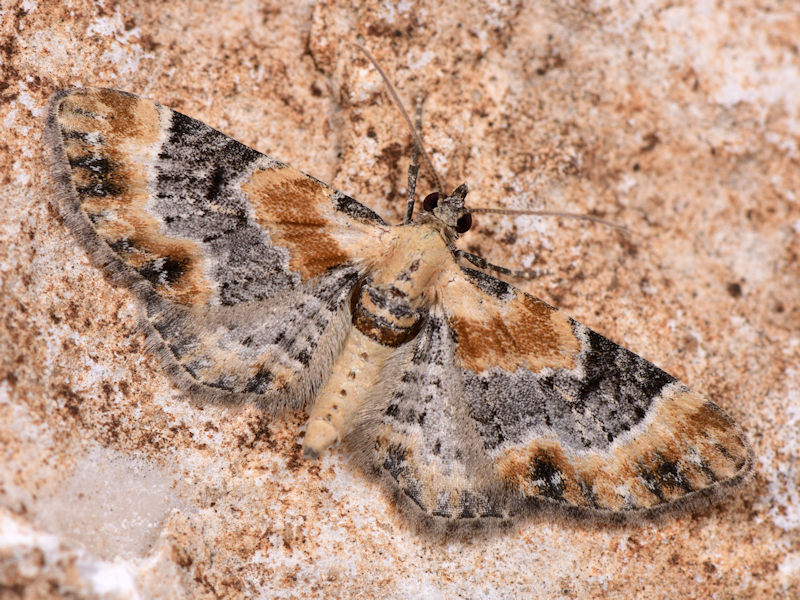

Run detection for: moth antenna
[[352, 43, 446, 197], [404, 100, 422, 223], [470, 207, 629, 234]]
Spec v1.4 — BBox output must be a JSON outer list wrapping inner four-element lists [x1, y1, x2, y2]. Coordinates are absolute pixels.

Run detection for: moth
[[45, 86, 752, 529]]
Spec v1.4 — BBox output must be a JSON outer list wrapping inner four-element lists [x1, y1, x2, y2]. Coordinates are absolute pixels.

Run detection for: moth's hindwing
[[46, 88, 387, 408], [354, 267, 752, 523]]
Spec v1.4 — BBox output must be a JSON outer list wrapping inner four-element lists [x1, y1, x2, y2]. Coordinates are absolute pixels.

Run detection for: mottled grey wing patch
[[153, 110, 291, 305], [144, 265, 360, 410], [463, 322, 676, 453], [150, 110, 385, 305], [351, 311, 516, 522]]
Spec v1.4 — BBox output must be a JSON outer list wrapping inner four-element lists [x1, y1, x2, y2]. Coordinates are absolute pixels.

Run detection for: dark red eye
[[455, 212, 472, 233], [422, 192, 440, 211]]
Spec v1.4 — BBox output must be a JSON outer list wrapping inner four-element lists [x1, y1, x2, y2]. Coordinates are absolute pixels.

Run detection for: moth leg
[[404, 97, 424, 224], [455, 249, 549, 280], [303, 328, 395, 459]]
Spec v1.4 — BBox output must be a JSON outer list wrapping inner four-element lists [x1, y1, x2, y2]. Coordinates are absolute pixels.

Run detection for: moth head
[[420, 183, 473, 238]]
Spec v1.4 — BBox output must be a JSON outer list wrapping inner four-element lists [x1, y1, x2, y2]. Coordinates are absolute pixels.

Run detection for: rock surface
[[1, 0, 798, 598]]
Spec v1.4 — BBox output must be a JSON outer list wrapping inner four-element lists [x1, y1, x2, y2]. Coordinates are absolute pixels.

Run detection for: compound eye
[[422, 192, 440, 212], [455, 212, 473, 234]]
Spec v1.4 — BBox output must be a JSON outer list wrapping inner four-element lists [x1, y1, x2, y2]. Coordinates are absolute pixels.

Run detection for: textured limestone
[[1, 0, 798, 598]]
